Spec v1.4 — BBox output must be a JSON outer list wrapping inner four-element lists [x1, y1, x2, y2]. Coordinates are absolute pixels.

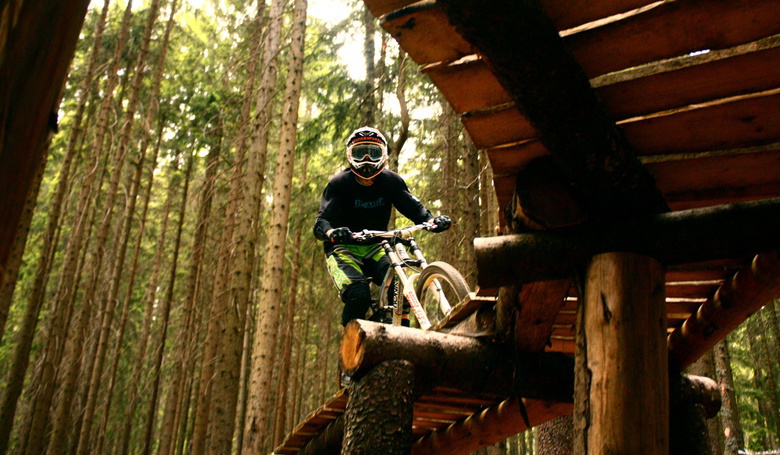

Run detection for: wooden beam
[[437, 0, 668, 221], [340, 319, 574, 400], [574, 252, 668, 454], [475, 198, 780, 287], [296, 415, 343, 455], [343, 360, 415, 454], [668, 252, 780, 370], [412, 398, 573, 454], [0, 0, 90, 276]]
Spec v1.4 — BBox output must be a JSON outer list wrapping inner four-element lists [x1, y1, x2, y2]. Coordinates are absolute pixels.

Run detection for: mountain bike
[[351, 221, 471, 330]]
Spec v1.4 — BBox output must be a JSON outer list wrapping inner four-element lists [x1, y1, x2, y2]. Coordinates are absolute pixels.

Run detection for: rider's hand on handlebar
[[429, 215, 451, 233], [328, 227, 353, 244]]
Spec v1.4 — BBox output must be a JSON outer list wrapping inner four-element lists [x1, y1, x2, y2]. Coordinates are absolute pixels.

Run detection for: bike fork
[[381, 242, 431, 330]]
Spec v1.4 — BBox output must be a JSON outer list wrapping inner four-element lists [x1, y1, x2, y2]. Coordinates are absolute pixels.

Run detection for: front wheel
[[414, 261, 470, 328]]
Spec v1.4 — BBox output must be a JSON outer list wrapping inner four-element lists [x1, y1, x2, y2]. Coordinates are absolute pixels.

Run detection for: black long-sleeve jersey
[[313, 168, 432, 253]]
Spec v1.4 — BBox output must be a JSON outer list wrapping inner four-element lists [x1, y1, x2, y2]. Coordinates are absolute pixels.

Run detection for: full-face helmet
[[346, 126, 388, 179]]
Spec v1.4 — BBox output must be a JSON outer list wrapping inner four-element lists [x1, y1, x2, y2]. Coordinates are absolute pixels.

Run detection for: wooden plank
[[647, 148, 780, 208], [486, 141, 549, 177], [622, 91, 780, 157], [665, 283, 720, 299], [424, 58, 512, 114], [597, 44, 780, 120], [364, 0, 417, 17], [439, 0, 669, 221], [540, 0, 659, 31], [370, 0, 660, 33], [514, 280, 571, 352], [461, 107, 537, 150], [565, 0, 780, 77], [381, 4, 476, 66]]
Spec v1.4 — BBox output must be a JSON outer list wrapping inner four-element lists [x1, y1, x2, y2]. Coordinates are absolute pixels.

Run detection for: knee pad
[[341, 283, 371, 326]]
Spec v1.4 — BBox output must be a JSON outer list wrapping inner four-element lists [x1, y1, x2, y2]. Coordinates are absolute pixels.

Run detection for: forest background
[[0, 0, 778, 454]]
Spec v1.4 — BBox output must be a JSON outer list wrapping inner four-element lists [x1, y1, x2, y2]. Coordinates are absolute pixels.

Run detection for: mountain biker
[[313, 126, 451, 328]]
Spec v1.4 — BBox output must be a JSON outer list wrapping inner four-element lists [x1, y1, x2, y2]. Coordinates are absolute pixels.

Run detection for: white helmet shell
[[346, 126, 388, 179]]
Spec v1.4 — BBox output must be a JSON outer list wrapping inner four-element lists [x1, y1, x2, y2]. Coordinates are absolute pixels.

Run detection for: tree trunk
[[478, 149, 499, 236], [460, 134, 480, 288], [93, 126, 163, 455], [687, 350, 725, 454], [47, 0, 163, 450], [140, 150, 192, 455], [273, 156, 308, 447], [536, 415, 573, 455], [342, 360, 415, 454], [157, 123, 221, 455], [19, 3, 135, 452], [0, 136, 46, 341], [117, 157, 179, 455], [714, 337, 745, 455], [241, 1, 306, 450], [573, 252, 667, 455], [0, 0, 91, 280], [76, 3, 176, 453], [189, 1, 276, 452], [748, 314, 780, 440], [360, 3, 376, 125], [0, 129, 49, 444]]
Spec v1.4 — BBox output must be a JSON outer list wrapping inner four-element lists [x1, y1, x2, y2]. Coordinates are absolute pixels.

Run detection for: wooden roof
[[369, 0, 780, 357]]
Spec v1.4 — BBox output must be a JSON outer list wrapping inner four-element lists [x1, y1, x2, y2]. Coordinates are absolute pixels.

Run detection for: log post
[[574, 252, 667, 454], [342, 360, 415, 455]]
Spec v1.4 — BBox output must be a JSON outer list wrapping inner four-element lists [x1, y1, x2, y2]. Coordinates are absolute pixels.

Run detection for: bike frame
[[353, 223, 452, 330]]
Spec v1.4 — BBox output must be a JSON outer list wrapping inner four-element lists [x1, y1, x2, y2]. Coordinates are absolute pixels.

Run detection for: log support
[[668, 252, 780, 369], [340, 319, 573, 400], [574, 252, 668, 454], [342, 360, 415, 454], [475, 198, 780, 287]]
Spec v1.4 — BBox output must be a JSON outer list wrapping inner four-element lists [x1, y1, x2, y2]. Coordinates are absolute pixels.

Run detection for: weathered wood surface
[[475, 198, 780, 287], [341, 320, 512, 395], [621, 90, 780, 157], [565, 0, 780, 78], [596, 40, 780, 120], [412, 398, 573, 454], [647, 147, 780, 210], [574, 253, 668, 455], [668, 252, 780, 370], [368, 0, 659, 30], [342, 360, 415, 454], [437, 0, 668, 221]]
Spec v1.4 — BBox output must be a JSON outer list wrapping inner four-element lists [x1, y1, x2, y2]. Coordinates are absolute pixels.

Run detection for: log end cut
[[340, 320, 368, 374]]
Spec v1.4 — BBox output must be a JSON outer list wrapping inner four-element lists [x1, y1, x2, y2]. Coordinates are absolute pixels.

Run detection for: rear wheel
[[414, 262, 470, 327]]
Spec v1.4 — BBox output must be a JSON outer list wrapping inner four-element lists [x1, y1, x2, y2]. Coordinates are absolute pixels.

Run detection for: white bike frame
[[355, 223, 453, 330]]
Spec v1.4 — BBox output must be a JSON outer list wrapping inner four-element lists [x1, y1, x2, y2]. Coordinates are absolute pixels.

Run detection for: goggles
[[349, 143, 384, 162]]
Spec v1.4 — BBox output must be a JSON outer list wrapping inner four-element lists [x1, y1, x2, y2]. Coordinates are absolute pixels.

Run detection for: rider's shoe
[[340, 371, 352, 388]]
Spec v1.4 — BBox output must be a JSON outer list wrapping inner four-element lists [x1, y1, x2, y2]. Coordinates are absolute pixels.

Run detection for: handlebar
[[350, 221, 436, 243]]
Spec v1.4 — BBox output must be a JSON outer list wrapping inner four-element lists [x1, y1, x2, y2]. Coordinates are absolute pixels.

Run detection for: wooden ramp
[[275, 387, 517, 454], [273, 293, 551, 454]]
